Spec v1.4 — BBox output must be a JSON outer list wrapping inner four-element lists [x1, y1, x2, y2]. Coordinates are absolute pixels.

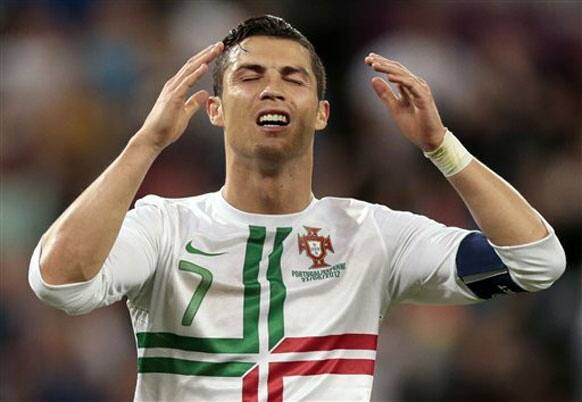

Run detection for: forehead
[[224, 36, 313, 75]]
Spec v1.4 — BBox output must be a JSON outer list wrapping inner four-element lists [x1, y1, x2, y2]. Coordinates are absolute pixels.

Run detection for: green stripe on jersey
[[137, 332, 253, 354], [267, 227, 292, 349], [242, 226, 265, 347], [138, 357, 254, 377]]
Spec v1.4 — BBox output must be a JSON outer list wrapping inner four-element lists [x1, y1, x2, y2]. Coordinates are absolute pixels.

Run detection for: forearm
[[447, 158, 548, 246], [426, 132, 564, 293], [40, 133, 161, 285]]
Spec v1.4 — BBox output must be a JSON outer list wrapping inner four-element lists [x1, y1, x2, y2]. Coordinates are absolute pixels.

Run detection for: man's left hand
[[365, 53, 445, 152]]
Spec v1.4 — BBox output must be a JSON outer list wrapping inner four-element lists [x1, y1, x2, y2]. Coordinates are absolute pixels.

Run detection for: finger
[[185, 89, 209, 117], [188, 41, 223, 63], [171, 43, 221, 84], [168, 42, 223, 90], [385, 74, 424, 99], [398, 84, 413, 107], [165, 44, 214, 87], [371, 77, 399, 111], [175, 63, 209, 96], [367, 54, 414, 75], [365, 55, 422, 89], [367, 60, 410, 78], [367, 56, 430, 91], [187, 41, 224, 69]]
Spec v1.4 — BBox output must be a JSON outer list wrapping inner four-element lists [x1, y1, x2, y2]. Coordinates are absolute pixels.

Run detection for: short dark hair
[[212, 15, 326, 100]]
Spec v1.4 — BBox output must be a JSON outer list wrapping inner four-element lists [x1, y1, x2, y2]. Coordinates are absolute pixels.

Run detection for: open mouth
[[256, 111, 290, 128]]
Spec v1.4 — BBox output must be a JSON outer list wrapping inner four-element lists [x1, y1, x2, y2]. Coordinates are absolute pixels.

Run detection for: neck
[[223, 152, 313, 215]]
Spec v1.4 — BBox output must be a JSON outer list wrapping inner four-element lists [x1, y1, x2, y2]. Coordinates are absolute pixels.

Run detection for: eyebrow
[[234, 64, 265, 74]]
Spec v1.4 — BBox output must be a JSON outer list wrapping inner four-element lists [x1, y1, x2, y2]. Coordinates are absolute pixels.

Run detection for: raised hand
[[365, 53, 445, 152], [137, 42, 224, 151]]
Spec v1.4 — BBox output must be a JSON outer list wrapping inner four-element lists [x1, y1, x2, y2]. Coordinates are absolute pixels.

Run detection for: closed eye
[[241, 76, 261, 82], [285, 77, 305, 85]]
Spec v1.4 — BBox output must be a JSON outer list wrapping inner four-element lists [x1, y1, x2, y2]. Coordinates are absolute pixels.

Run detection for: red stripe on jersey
[[267, 359, 375, 402], [242, 366, 259, 402], [272, 334, 378, 353]]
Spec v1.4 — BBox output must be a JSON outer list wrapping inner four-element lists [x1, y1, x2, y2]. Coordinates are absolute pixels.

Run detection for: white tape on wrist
[[423, 129, 473, 177]]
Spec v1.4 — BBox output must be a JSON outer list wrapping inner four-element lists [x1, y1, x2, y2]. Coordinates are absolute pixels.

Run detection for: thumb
[[371, 77, 398, 111], [185, 90, 209, 117]]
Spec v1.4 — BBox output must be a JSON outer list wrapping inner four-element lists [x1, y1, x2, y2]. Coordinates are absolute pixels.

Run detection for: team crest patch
[[293, 226, 346, 283], [298, 226, 334, 268]]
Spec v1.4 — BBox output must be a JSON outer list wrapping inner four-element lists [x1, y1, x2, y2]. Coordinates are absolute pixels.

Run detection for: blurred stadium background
[[1, 1, 580, 401]]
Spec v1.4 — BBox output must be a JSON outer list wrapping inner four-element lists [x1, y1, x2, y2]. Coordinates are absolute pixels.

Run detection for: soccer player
[[29, 15, 565, 402]]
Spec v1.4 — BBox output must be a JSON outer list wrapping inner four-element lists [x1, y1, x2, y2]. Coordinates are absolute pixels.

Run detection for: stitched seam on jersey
[[414, 228, 462, 300], [370, 206, 391, 316], [127, 299, 149, 315], [130, 202, 165, 305], [138, 201, 165, 267], [127, 299, 150, 325]]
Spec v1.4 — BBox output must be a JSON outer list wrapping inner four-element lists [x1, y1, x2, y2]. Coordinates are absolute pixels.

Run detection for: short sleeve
[[488, 213, 566, 292], [373, 205, 480, 305], [29, 202, 163, 315]]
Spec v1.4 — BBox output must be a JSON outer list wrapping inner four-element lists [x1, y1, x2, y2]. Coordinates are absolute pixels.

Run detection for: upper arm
[[379, 207, 481, 305], [375, 206, 512, 305], [375, 205, 565, 306], [29, 203, 163, 315]]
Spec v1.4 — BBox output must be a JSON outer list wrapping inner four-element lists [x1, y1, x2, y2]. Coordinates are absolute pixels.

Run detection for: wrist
[[420, 131, 446, 153], [423, 129, 473, 177], [127, 131, 165, 161], [130, 128, 167, 153]]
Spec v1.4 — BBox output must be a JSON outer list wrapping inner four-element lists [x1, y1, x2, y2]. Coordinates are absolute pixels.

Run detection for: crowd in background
[[1, 1, 580, 401]]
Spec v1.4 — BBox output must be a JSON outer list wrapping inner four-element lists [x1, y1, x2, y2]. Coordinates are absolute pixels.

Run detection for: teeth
[[259, 113, 288, 124]]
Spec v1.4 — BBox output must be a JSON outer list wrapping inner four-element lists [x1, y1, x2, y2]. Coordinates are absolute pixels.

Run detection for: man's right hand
[[136, 42, 224, 151]]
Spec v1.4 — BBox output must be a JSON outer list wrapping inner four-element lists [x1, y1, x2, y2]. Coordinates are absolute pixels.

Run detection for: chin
[[254, 143, 291, 162]]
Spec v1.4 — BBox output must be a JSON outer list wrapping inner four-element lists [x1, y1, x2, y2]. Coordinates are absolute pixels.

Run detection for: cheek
[[298, 103, 319, 126], [222, 90, 256, 122], [221, 101, 243, 125]]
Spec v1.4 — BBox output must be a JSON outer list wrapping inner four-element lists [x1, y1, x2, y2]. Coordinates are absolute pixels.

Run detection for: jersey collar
[[211, 187, 318, 226]]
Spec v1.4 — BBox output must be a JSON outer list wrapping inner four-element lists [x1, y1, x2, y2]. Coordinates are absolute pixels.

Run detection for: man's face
[[208, 36, 329, 163]]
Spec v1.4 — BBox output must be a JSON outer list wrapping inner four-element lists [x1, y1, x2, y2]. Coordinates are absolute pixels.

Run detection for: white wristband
[[423, 129, 473, 177]]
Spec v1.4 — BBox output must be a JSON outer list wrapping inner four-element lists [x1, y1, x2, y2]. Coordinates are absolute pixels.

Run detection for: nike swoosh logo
[[186, 241, 226, 257]]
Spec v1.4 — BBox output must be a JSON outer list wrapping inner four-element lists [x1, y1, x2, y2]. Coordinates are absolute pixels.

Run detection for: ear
[[314, 100, 330, 131], [206, 96, 225, 127]]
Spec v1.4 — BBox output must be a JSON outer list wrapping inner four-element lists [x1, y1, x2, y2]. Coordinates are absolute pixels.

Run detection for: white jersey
[[28, 190, 565, 402]]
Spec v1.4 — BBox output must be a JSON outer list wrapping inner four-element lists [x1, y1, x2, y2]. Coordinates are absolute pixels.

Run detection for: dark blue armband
[[456, 232, 526, 299]]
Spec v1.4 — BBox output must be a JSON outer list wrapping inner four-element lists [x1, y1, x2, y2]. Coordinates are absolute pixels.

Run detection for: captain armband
[[456, 232, 526, 299], [423, 129, 473, 177]]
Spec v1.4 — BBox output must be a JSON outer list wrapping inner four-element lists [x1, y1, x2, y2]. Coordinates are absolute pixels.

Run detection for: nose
[[259, 78, 286, 102]]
